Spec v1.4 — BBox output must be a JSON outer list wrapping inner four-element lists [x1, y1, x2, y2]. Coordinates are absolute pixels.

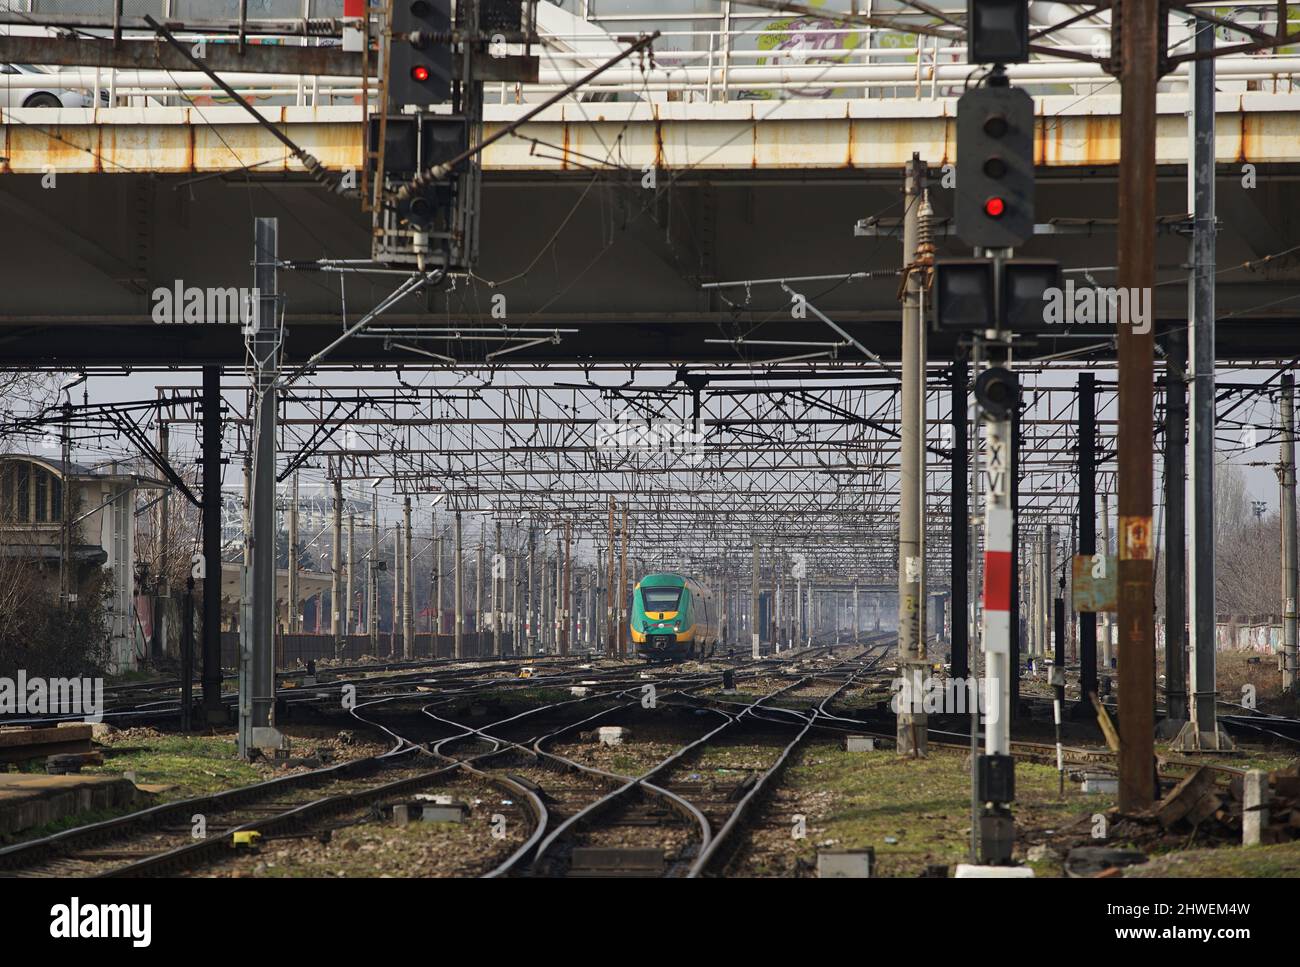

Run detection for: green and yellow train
[[630, 572, 720, 661]]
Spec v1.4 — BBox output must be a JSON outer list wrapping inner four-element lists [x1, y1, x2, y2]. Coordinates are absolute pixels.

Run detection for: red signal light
[[411, 65, 430, 82], [983, 196, 1006, 218]]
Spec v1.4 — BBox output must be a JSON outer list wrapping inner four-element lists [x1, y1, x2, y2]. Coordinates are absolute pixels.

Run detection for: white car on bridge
[[1, 63, 105, 108]]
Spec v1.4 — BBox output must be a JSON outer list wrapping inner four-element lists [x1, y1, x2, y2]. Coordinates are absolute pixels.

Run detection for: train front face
[[631, 574, 696, 661]]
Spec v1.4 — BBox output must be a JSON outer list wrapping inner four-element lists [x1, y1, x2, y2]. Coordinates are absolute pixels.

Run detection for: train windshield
[[642, 587, 682, 611]]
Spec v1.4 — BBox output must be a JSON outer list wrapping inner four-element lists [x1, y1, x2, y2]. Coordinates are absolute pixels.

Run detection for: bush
[[0, 570, 112, 679]]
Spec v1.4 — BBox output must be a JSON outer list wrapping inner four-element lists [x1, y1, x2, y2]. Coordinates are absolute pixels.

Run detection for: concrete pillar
[[1243, 770, 1267, 846]]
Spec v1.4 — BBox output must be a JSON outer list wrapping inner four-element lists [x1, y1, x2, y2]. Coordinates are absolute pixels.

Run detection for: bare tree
[[1215, 460, 1281, 616]]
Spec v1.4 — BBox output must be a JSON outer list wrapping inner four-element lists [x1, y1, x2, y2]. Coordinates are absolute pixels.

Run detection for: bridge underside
[[0, 161, 1297, 367]]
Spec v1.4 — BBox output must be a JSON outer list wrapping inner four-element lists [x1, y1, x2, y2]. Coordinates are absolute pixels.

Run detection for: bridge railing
[[3, 2, 1299, 110]]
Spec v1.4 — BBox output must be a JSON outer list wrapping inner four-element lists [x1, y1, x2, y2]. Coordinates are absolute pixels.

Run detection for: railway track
[[490, 638, 893, 878], [0, 649, 822, 878]]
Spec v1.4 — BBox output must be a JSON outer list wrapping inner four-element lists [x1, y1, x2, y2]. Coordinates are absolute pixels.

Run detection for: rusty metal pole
[[1115, 0, 1159, 810]]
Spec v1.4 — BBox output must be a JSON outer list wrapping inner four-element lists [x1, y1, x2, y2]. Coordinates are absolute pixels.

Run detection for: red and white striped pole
[[976, 358, 1017, 865], [343, 0, 365, 53], [982, 497, 1012, 755]]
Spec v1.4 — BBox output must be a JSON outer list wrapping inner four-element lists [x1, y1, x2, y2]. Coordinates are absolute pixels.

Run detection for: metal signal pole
[[978, 327, 1016, 864]]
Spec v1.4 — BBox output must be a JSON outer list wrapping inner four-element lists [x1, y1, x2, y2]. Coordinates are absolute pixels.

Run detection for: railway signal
[[966, 0, 1030, 65], [932, 258, 1063, 333], [955, 81, 1035, 250], [388, 0, 454, 111]]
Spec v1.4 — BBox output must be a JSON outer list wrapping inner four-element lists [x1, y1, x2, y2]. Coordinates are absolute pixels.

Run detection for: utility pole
[[1113, 0, 1159, 806], [511, 550, 520, 655], [495, 519, 503, 657], [897, 154, 928, 755], [332, 474, 343, 659], [369, 492, 379, 655], [391, 520, 401, 657], [751, 540, 761, 659], [951, 357, 969, 678], [1179, 17, 1229, 753], [288, 471, 299, 634], [527, 525, 536, 651], [1164, 330, 1189, 726], [606, 497, 617, 655], [346, 512, 355, 643], [59, 401, 71, 607], [454, 511, 464, 658], [618, 507, 628, 656], [1100, 492, 1113, 669], [435, 531, 443, 638], [561, 519, 572, 656], [1281, 374, 1298, 693], [403, 496, 413, 658], [1078, 373, 1098, 710], [474, 534, 484, 647], [553, 532, 562, 650], [790, 569, 800, 644], [200, 366, 224, 723], [240, 216, 280, 759], [596, 547, 605, 656], [155, 419, 169, 660]]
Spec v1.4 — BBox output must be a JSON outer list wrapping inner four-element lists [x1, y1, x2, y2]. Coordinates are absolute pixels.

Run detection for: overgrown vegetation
[[0, 568, 113, 678]]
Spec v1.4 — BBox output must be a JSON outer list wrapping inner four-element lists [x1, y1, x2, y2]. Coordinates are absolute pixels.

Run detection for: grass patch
[[82, 733, 263, 800], [1130, 839, 1300, 877], [764, 741, 1116, 877]]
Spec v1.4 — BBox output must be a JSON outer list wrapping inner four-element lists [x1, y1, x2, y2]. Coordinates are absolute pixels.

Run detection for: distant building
[[0, 454, 167, 672]]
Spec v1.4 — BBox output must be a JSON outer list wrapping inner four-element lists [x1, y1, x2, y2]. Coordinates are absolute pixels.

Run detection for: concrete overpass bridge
[[0, 0, 1298, 367]]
